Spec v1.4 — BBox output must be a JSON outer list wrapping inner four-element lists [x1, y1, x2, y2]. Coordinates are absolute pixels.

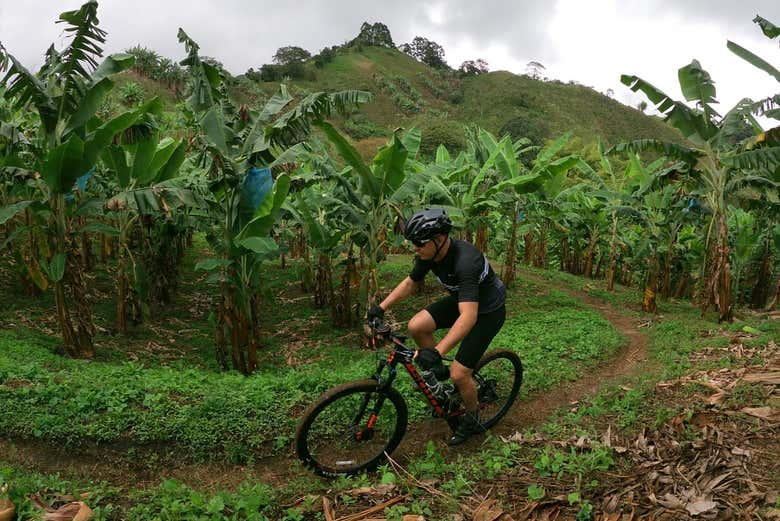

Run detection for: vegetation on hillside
[[0, 3, 779, 520]]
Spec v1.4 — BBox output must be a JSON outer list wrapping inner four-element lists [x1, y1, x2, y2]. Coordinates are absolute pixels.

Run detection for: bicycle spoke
[[297, 381, 407, 475]]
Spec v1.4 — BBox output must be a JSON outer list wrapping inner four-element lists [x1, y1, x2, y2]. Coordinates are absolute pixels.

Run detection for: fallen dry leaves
[[30, 494, 93, 521]]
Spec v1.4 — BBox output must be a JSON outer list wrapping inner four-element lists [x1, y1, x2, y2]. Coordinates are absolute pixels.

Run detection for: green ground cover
[[0, 256, 621, 462], [1, 266, 777, 520]]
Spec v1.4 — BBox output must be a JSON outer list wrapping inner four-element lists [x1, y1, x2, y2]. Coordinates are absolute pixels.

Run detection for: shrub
[[418, 118, 466, 156], [120, 81, 144, 106], [343, 114, 388, 140], [499, 115, 549, 146]]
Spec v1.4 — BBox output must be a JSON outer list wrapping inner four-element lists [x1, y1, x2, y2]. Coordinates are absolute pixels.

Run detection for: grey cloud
[[0, 0, 555, 74], [620, 0, 780, 40]]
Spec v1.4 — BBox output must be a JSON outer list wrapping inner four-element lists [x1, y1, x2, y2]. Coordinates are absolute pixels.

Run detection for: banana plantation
[[2, 5, 778, 374], [0, 3, 779, 520]]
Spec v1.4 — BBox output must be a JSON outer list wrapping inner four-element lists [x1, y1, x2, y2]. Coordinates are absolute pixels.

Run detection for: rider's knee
[[407, 312, 433, 337], [450, 364, 472, 384]]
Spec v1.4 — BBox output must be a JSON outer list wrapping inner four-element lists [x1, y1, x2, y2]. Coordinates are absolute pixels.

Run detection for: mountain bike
[[295, 318, 523, 477]]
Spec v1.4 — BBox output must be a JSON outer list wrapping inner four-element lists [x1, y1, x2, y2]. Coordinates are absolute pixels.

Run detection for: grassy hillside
[[241, 45, 683, 149], [119, 44, 683, 154]]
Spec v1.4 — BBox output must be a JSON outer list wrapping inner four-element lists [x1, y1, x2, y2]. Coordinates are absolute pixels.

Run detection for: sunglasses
[[411, 238, 430, 247]]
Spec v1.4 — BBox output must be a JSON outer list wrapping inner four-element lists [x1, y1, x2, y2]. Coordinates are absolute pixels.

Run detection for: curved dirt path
[[394, 271, 650, 454], [0, 272, 650, 491]]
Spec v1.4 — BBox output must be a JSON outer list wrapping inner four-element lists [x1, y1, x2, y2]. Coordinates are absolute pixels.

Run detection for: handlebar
[[368, 317, 391, 335], [367, 317, 453, 363]]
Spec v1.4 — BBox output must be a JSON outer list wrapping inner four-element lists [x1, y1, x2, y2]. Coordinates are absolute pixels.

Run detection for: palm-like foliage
[[620, 54, 780, 320], [0, 1, 151, 356], [178, 28, 369, 373], [316, 121, 420, 311]]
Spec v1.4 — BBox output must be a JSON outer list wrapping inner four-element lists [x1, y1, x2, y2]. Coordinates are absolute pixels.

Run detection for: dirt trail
[[396, 272, 650, 453], [0, 273, 650, 491], [499, 274, 650, 429]]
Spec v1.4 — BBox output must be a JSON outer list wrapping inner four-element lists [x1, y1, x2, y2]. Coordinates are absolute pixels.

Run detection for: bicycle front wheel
[[473, 350, 523, 429], [295, 379, 408, 477]]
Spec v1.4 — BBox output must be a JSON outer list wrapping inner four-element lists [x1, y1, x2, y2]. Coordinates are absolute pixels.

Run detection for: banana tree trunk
[[100, 233, 111, 263], [673, 270, 689, 299], [314, 253, 332, 308], [751, 236, 772, 309], [594, 251, 605, 280], [642, 254, 659, 313], [214, 276, 261, 375], [533, 224, 547, 268], [584, 234, 598, 278], [559, 236, 569, 272], [621, 262, 632, 288], [765, 278, 780, 311], [523, 232, 534, 265], [335, 252, 358, 327], [606, 217, 618, 291], [52, 195, 95, 358], [701, 213, 732, 322], [501, 210, 519, 287], [117, 254, 128, 334], [475, 222, 488, 255], [660, 227, 678, 300], [80, 227, 92, 272]]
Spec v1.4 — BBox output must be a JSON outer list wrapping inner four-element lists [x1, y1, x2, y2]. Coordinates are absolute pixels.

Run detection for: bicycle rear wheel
[[473, 350, 523, 429], [295, 379, 408, 477]]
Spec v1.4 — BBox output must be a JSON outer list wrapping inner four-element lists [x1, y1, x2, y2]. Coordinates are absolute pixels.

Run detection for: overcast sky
[[1, 0, 779, 117]]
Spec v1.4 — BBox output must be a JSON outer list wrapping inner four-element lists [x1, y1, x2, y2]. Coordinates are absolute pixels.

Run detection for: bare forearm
[[436, 313, 477, 355], [379, 277, 417, 310]]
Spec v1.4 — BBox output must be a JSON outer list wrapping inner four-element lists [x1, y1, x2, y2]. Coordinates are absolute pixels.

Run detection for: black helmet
[[404, 208, 453, 243]]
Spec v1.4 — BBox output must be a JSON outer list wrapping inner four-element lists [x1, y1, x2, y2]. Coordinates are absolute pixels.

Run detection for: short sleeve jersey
[[409, 239, 506, 314]]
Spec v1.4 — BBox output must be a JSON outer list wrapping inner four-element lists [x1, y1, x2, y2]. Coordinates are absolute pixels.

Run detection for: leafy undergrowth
[[0, 253, 620, 463], [2, 286, 777, 519], [3, 254, 777, 519]]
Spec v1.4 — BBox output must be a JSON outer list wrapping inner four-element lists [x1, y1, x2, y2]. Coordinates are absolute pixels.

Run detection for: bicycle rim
[[474, 350, 523, 429], [296, 380, 408, 477]]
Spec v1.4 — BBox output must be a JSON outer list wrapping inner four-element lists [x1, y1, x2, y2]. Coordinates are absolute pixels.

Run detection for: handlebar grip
[[368, 317, 391, 334]]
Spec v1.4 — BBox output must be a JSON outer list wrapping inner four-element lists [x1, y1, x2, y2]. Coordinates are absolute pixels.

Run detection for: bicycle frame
[[368, 323, 462, 421]]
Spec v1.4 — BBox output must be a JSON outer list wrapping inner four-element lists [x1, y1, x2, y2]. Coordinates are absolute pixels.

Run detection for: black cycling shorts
[[425, 295, 506, 369]]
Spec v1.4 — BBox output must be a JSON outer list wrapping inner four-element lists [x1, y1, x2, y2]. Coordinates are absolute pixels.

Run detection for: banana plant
[[100, 122, 189, 333], [475, 130, 579, 284], [314, 122, 420, 311], [284, 187, 351, 320], [631, 185, 677, 312], [727, 15, 780, 130], [178, 29, 369, 373], [620, 55, 780, 321], [728, 207, 759, 305], [581, 141, 686, 290], [0, 1, 157, 357]]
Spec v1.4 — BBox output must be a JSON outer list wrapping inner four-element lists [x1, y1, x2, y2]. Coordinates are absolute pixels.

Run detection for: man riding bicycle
[[368, 208, 507, 445]]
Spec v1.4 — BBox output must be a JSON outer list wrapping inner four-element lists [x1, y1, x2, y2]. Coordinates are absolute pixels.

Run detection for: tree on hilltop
[[400, 36, 447, 69], [525, 60, 545, 79], [355, 22, 395, 47], [273, 46, 311, 65], [459, 59, 489, 76]]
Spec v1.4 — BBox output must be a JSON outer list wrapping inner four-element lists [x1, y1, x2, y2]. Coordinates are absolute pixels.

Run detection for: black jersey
[[409, 239, 506, 314]]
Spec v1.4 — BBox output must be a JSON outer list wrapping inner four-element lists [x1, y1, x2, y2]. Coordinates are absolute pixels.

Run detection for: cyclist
[[368, 208, 507, 445]]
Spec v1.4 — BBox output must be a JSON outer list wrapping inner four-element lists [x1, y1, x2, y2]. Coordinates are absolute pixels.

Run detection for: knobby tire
[[295, 379, 408, 477]]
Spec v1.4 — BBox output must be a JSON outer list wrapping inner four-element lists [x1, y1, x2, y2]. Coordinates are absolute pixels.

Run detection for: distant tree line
[[124, 45, 187, 95], [244, 22, 491, 83]]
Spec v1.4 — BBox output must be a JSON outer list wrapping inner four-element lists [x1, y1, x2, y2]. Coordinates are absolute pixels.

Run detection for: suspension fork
[[354, 357, 400, 441]]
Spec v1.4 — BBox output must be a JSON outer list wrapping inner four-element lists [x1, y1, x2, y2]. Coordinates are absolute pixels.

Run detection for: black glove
[[416, 348, 443, 371], [367, 304, 385, 322]]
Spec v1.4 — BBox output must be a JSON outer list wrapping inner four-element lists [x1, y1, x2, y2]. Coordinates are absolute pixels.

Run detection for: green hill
[[120, 44, 683, 154]]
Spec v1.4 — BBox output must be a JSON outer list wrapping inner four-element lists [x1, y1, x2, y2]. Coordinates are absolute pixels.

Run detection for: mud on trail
[[0, 271, 651, 493]]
